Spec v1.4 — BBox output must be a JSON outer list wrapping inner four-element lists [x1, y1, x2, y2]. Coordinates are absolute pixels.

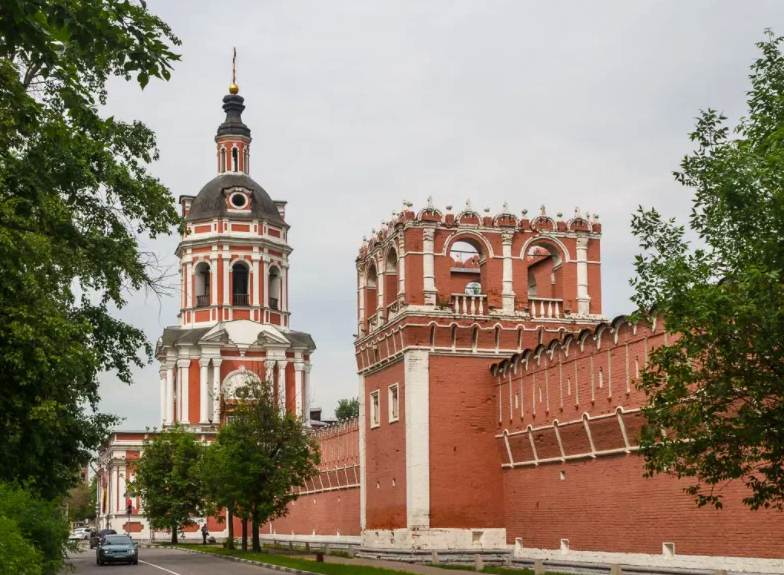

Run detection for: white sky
[[98, 0, 784, 428]]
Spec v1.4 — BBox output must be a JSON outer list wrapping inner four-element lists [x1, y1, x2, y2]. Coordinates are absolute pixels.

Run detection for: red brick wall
[[429, 355, 505, 529], [266, 488, 361, 537], [502, 454, 784, 558], [365, 360, 407, 529]]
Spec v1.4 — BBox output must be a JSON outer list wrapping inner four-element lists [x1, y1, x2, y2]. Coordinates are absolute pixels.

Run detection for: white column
[[304, 363, 312, 423], [111, 466, 119, 513], [118, 466, 127, 515], [376, 258, 384, 321], [423, 227, 436, 305], [576, 235, 591, 315], [185, 260, 193, 317], [159, 370, 166, 427], [212, 359, 223, 423], [165, 363, 175, 425], [358, 373, 366, 530], [178, 358, 190, 425], [357, 265, 366, 336], [404, 349, 430, 529], [222, 252, 230, 306], [293, 359, 304, 419], [397, 235, 406, 299], [252, 255, 261, 307], [279, 265, 289, 311], [199, 358, 210, 424], [210, 252, 219, 306], [277, 360, 288, 415], [262, 257, 269, 308], [501, 231, 515, 313]]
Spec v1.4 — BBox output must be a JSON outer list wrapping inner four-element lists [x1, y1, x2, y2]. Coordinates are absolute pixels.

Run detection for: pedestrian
[[201, 523, 209, 545]]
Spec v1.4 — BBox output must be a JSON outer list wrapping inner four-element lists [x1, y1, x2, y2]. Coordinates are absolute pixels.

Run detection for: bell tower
[[156, 51, 316, 431]]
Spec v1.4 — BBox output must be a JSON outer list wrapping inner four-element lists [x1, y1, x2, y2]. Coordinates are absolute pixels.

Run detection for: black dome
[[186, 173, 286, 226]]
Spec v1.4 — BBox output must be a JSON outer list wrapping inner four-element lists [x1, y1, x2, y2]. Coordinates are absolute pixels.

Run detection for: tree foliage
[[202, 373, 320, 551], [0, 0, 180, 499], [129, 426, 205, 544], [0, 482, 73, 575], [335, 397, 359, 422], [65, 476, 96, 522], [631, 30, 784, 511]]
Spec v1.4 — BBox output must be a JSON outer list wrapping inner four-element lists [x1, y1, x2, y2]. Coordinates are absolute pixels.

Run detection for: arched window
[[448, 238, 486, 311], [232, 261, 249, 306], [220, 148, 227, 173], [194, 262, 211, 308], [231, 147, 239, 172], [526, 242, 564, 318], [268, 265, 281, 310], [365, 265, 378, 324], [243, 148, 250, 174], [384, 249, 398, 309]]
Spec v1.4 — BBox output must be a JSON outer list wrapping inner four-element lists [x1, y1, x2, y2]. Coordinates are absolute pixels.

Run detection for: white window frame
[[388, 383, 399, 423], [370, 390, 380, 429]]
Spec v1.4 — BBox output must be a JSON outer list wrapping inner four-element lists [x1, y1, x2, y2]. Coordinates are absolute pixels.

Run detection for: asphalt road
[[66, 545, 284, 575]]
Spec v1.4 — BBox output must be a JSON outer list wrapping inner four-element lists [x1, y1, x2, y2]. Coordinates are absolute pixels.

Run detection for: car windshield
[[103, 535, 132, 545]]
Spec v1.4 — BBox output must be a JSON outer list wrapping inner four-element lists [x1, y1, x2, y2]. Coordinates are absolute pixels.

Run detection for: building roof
[[185, 173, 287, 226], [160, 323, 316, 351]]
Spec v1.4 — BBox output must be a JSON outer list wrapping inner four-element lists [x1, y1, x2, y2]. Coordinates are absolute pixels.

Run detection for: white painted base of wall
[[362, 528, 507, 550], [261, 534, 361, 546], [514, 541, 784, 574]]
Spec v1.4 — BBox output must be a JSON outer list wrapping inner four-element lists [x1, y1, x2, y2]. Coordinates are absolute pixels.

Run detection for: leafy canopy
[[0, 0, 180, 498], [202, 373, 320, 550], [335, 397, 359, 422], [631, 30, 784, 510], [130, 425, 206, 543]]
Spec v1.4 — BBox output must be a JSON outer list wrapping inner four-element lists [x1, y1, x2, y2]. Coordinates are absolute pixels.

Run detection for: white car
[[70, 528, 91, 540]]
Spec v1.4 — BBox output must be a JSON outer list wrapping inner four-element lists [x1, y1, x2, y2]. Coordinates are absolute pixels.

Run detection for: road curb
[[143, 544, 320, 575]]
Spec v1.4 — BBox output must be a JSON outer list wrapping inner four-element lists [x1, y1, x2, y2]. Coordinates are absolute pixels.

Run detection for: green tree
[[631, 30, 784, 511], [204, 373, 320, 552], [65, 476, 96, 522], [0, 0, 180, 499], [0, 516, 43, 575], [130, 426, 206, 543], [0, 482, 73, 575], [334, 397, 359, 421]]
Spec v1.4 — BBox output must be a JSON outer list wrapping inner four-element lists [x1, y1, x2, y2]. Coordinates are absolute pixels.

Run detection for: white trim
[[388, 383, 400, 423], [369, 390, 380, 429], [404, 349, 430, 529]]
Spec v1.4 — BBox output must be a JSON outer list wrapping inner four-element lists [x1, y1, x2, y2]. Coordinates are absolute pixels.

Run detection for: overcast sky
[[98, 0, 784, 429]]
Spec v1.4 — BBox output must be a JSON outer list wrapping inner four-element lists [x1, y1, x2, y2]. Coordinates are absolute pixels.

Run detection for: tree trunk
[[171, 527, 178, 544], [241, 517, 248, 551], [251, 517, 261, 552], [227, 508, 235, 550]]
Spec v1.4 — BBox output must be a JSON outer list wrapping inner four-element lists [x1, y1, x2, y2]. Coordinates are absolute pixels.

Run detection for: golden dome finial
[[229, 47, 239, 94]]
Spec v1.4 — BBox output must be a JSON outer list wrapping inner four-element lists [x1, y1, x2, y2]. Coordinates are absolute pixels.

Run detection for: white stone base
[[362, 528, 507, 550], [514, 541, 784, 574], [261, 533, 361, 546]]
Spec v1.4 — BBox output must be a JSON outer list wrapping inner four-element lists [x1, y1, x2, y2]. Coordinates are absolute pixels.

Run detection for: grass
[[164, 544, 567, 575]]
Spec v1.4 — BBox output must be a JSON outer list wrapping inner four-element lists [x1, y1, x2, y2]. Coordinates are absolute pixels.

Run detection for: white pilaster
[[252, 255, 261, 307], [222, 251, 230, 306], [165, 363, 175, 425], [199, 358, 210, 424], [262, 257, 269, 308], [501, 231, 515, 313], [404, 349, 430, 529], [277, 360, 288, 415], [357, 264, 366, 336], [397, 235, 406, 299], [281, 265, 288, 312], [177, 358, 191, 425], [358, 373, 366, 530], [111, 466, 119, 513], [159, 370, 166, 427], [293, 358, 304, 419], [185, 260, 193, 319], [210, 252, 219, 307], [422, 227, 437, 305], [304, 363, 312, 423], [576, 235, 591, 315], [118, 466, 127, 514], [376, 258, 385, 321], [212, 359, 223, 423]]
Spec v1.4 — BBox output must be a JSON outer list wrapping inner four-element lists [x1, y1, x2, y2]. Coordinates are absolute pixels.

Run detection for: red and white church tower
[[156, 80, 316, 429]]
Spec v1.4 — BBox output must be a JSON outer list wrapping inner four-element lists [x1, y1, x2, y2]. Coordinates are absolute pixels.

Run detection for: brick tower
[[156, 81, 315, 429], [354, 198, 604, 553]]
